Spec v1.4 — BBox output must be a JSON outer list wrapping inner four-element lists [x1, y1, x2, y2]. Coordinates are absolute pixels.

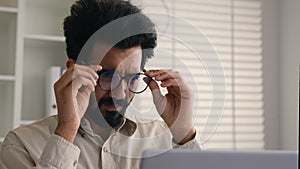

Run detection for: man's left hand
[[144, 69, 196, 144]]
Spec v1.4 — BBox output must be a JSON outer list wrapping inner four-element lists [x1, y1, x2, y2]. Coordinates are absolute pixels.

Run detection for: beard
[[85, 93, 134, 128], [97, 97, 129, 128]]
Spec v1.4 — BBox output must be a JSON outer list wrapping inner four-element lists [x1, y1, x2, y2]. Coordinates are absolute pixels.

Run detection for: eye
[[101, 71, 114, 81], [128, 73, 150, 93], [131, 74, 140, 81], [98, 70, 121, 90]]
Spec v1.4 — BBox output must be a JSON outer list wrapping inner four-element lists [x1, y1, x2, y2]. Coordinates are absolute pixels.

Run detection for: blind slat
[[139, 0, 264, 150]]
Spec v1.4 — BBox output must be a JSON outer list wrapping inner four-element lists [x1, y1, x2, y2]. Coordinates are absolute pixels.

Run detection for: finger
[[56, 64, 101, 92], [73, 67, 98, 85], [163, 79, 191, 97], [144, 69, 166, 78], [70, 76, 96, 97], [148, 79, 160, 91], [160, 78, 179, 88], [150, 71, 169, 81], [78, 85, 94, 98], [148, 80, 168, 115], [155, 72, 174, 81], [88, 64, 102, 72], [151, 89, 167, 115], [74, 64, 101, 80], [75, 64, 102, 78], [146, 69, 181, 81], [158, 72, 187, 89], [54, 69, 74, 97]]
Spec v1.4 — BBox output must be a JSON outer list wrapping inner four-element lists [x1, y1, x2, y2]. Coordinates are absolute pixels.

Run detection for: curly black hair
[[63, 0, 157, 69]]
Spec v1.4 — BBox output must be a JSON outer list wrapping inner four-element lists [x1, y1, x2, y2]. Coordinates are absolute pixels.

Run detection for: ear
[[66, 59, 75, 68]]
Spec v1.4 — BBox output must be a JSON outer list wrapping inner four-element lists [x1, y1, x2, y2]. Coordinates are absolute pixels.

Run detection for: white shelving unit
[[0, 0, 18, 141], [25, 34, 65, 42], [0, 0, 75, 141]]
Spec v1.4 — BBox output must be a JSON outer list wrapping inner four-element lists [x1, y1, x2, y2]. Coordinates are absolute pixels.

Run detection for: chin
[[104, 110, 124, 128], [100, 105, 125, 125]]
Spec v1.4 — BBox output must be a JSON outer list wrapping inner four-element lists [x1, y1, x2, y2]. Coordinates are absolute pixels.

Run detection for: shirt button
[[103, 147, 108, 152], [73, 160, 77, 167]]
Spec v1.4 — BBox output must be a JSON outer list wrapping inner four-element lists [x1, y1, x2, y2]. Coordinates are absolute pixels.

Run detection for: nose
[[109, 79, 127, 99]]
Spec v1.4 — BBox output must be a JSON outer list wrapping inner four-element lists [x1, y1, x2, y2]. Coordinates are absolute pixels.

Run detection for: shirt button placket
[[103, 147, 108, 153], [73, 160, 78, 168]]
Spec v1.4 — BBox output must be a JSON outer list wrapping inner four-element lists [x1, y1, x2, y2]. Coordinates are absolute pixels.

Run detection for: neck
[[85, 104, 127, 140]]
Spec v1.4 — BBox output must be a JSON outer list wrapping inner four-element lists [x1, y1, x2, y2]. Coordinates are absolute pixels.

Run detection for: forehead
[[93, 43, 142, 73]]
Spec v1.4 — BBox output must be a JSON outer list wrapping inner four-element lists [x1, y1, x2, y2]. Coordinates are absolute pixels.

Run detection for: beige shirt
[[0, 115, 202, 169]]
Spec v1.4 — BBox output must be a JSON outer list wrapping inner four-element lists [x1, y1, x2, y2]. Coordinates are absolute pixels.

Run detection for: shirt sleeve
[[0, 132, 80, 169], [38, 134, 81, 168], [173, 131, 204, 150]]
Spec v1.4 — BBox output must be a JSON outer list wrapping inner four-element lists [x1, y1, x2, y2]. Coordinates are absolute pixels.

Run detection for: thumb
[[149, 80, 166, 115], [148, 78, 159, 91]]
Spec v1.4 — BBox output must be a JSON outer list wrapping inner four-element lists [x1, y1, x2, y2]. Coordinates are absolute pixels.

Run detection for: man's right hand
[[53, 60, 102, 143]]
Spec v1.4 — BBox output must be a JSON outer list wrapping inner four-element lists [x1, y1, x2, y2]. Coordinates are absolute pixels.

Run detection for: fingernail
[[93, 72, 98, 79], [143, 77, 152, 83]]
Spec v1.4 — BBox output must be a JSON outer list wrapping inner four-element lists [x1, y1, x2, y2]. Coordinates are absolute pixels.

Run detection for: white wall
[[262, 0, 280, 150], [262, 0, 299, 150], [279, 0, 299, 150]]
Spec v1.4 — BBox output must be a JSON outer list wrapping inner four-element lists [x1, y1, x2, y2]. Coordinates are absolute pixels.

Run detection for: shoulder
[[3, 115, 58, 150], [14, 115, 58, 137], [1, 116, 58, 164], [128, 115, 167, 127], [127, 116, 170, 136]]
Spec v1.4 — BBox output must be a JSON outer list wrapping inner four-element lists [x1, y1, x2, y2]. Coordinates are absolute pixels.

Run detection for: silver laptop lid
[[141, 150, 298, 169]]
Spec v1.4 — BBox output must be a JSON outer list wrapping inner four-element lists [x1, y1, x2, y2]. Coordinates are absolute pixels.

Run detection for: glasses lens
[[128, 73, 151, 93], [99, 70, 121, 90]]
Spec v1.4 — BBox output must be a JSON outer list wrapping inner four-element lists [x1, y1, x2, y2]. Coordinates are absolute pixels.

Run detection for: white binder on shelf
[[46, 66, 63, 116]]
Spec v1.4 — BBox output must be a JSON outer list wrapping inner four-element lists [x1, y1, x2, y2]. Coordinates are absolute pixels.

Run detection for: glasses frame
[[96, 69, 152, 94]]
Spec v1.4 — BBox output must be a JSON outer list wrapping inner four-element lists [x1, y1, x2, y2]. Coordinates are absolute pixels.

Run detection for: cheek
[[95, 86, 107, 102], [95, 83, 134, 102], [127, 91, 135, 101]]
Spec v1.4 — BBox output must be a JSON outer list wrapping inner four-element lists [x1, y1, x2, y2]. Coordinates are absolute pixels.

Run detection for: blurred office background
[[0, 0, 298, 151]]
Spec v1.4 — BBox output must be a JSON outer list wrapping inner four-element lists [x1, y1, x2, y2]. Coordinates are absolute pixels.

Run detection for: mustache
[[98, 97, 129, 108]]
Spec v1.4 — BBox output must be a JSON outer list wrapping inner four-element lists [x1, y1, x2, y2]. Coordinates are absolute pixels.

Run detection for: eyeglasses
[[97, 69, 152, 94]]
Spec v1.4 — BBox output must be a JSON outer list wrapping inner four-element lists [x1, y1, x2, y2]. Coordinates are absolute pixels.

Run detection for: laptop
[[140, 150, 298, 169]]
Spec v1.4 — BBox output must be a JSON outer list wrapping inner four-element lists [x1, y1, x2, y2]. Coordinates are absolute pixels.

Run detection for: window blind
[[130, 0, 264, 150]]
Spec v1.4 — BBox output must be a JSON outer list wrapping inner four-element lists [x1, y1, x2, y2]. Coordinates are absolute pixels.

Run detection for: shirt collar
[[117, 118, 137, 136], [79, 116, 137, 138]]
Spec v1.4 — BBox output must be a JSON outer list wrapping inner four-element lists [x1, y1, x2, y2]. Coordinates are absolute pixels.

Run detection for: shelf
[[22, 40, 67, 121], [0, 0, 76, 142], [0, 0, 18, 8], [0, 6, 18, 13], [0, 75, 15, 81], [0, 12, 16, 75], [0, 81, 14, 138], [25, 0, 74, 36], [25, 34, 65, 42]]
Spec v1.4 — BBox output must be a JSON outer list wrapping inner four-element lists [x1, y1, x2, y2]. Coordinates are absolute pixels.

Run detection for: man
[[0, 0, 201, 168]]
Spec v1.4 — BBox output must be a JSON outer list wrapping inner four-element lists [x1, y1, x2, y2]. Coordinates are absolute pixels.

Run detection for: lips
[[103, 103, 122, 112]]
